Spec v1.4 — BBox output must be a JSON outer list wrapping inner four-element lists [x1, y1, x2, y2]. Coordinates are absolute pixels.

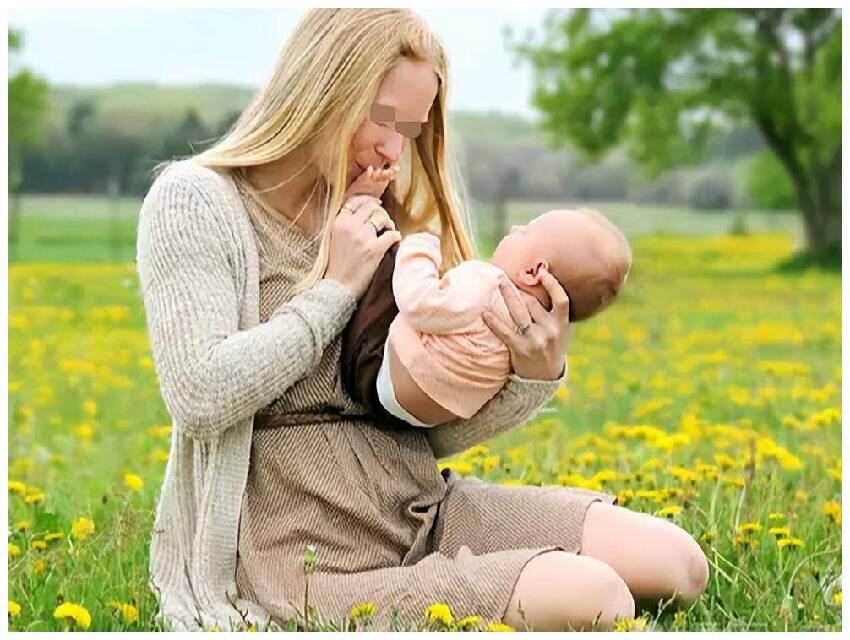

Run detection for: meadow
[[7, 199, 841, 631]]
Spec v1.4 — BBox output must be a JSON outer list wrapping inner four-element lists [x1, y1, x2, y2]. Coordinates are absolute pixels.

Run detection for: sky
[[8, 7, 564, 121]]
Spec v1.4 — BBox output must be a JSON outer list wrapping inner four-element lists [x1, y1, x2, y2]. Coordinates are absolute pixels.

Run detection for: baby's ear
[[530, 260, 549, 283]]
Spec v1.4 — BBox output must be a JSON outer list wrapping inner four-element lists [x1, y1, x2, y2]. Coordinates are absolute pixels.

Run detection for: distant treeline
[[18, 85, 795, 211]]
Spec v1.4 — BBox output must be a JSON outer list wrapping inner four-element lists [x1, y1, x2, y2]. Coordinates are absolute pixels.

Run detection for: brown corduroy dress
[[233, 184, 618, 631]]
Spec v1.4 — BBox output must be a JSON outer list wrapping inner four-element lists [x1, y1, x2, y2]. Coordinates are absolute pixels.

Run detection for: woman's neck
[[246, 150, 325, 228]]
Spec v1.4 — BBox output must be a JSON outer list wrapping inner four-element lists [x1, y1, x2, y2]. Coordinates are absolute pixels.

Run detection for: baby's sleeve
[[392, 232, 483, 334]]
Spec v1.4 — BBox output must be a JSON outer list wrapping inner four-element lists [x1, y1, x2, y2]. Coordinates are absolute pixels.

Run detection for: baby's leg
[[503, 550, 635, 631], [381, 339, 459, 426], [579, 502, 710, 608]]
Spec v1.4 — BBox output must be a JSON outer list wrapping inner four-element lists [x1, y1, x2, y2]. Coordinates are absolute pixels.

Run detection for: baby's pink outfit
[[388, 232, 519, 419]]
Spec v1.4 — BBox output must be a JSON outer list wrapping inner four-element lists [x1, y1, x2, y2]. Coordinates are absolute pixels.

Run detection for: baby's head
[[490, 208, 631, 322]]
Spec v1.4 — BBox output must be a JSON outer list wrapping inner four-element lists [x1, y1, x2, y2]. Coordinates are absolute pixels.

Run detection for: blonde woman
[[136, 8, 708, 632]]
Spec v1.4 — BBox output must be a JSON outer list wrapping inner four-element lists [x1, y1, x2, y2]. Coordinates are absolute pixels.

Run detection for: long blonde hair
[[161, 8, 477, 295]]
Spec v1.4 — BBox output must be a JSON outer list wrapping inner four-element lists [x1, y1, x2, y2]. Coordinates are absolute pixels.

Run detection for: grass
[[7, 203, 841, 631]]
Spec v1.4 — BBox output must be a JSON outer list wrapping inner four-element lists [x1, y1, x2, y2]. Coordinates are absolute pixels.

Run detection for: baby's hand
[[344, 164, 400, 200]]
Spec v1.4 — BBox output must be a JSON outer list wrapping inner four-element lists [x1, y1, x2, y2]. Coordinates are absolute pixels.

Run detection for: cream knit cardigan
[[135, 159, 565, 631]]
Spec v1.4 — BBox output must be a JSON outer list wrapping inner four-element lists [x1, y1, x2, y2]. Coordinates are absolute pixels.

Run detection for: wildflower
[[24, 490, 45, 504], [349, 602, 376, 621], [732, 535, 759, 549], [30, 540, 47, 551], [53, 603, 91, 630], [303, 544, 317, 574], [456, 615, 481, 631], [71, 517, 95, 540], [44, 531, 64, 543], [9, 601, 21, 617], [33, 559, 46, 573], [738, 522, 761, 535], [822, 501, 841, 525], [833, 591, 842, 606], [424, 603, 454, 627], [9, 543, 22, 558], [13, 520, 30, 532], [592, 469, 617, 485], [768, 527, 791, 538], [486, 622, 515, 631], [437, 461, 473, 475], [614, 616, 648, 631], [8, 480, 26, 495], [108, 601, 139, 625], [617, 489, 634, 506], [123, 473, 144, 492], [776, 537, 804, 550], [83, 399, 97, 416], [767, 513, 785, 521], [700, 531, 716, 543], [656, 505, 682, 519], [714, 453, 736, 470], [73, 423, 94, 439], [794, 490, 808, 503]]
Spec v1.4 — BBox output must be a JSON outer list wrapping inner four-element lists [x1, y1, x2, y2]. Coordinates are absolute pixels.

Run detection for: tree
[[508, 8, 841, 252], [9, 28, 50, 191]]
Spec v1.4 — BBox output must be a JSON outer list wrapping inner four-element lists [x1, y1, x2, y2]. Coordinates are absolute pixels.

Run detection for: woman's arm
[[136, 167, 357, 441], [425, 365, 566, 460]]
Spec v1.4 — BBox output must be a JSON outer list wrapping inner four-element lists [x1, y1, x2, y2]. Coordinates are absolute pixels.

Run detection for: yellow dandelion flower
[[424, 603, 454, 626], [614, 616, 649, 632], [437, 461, 472, 475], [554, 385, 570, 402], [123, 473, 144, 492], [8, 480, 26, 495], [9, 600, 22, 617], [738, 522, 761, 535], [617, 489, 634, 506], [30, 540, 47, 551], [148, 425, 172, 439], [768, 527, 791, 538], [776, 537, 804, 550], [732, 535, 759, 549], [833, 591, 842, 606], [657, 505, 683, 518], [13, 520, 30, 532], [44, 531, 64, 543], [83, 399, 97, 416], [71, 517, 95, 540], [767, 513, 785, 521], [714, 453, 736, 470], [822, 501, 841, 525], [33, 559, 46, 573], [53, 602, 91, 630], [349, 602, 376, 620], [456, 615, 481, 630], [794, 490, 808, 503], [24, 490, 45, 504], [108, 601, 139, 625], [9, 543, 22, 558], [700, 531, 716, 543], [73, 423, 94, 439], [486, 622, 516, 631]]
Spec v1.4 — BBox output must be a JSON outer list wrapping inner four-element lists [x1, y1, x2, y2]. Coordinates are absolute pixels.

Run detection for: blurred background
[[8, 7, 840, 264]]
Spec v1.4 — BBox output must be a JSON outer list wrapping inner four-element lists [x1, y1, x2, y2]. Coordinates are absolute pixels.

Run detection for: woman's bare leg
[[579, 502, 709, 607], [502, 550, 635, 631]]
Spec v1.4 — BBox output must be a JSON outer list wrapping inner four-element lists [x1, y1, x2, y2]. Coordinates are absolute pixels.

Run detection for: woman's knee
[[504, 551, 635, 631]]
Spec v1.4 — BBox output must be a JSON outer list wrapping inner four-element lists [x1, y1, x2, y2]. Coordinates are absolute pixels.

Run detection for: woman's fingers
[[481, 309, 519, 349], [497, 277, 533, 332], [538, 267, 570, 323]]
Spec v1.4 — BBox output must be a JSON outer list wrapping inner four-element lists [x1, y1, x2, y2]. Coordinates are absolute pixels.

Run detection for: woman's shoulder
[[147, 158, 235, 201]]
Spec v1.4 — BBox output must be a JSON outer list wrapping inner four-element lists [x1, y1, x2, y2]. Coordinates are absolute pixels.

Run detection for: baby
[[340, 208, 632, 428]]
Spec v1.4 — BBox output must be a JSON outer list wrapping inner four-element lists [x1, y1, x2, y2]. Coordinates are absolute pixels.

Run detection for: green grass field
[[7, 198, 840, 631]]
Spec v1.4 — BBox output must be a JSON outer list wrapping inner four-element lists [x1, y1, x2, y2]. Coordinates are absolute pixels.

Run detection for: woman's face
[[342, 57, 440, 189]]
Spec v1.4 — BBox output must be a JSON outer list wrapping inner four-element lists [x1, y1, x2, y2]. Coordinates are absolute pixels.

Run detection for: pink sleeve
[[392, 232, 483, 334]]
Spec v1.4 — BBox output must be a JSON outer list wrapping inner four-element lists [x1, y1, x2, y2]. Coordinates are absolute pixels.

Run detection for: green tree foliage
[[509, 8, 841, 251], [745, 149, 796, 210], [9, 28, 50, 191]]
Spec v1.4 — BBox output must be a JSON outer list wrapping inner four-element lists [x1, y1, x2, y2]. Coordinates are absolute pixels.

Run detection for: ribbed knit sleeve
[[136, 168, 357, 440], [425, 366, 566, 460]]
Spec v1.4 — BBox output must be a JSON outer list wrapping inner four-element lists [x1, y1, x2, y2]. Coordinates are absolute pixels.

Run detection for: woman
[[136, 8, 708, 632]]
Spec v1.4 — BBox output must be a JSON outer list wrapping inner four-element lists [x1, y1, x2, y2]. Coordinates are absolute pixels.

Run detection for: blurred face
[[343, 57, 439, 188]]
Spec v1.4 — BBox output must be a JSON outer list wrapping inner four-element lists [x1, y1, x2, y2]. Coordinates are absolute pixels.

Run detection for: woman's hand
[[481, 267, 571, 381], [325, 166, 402, 299]]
